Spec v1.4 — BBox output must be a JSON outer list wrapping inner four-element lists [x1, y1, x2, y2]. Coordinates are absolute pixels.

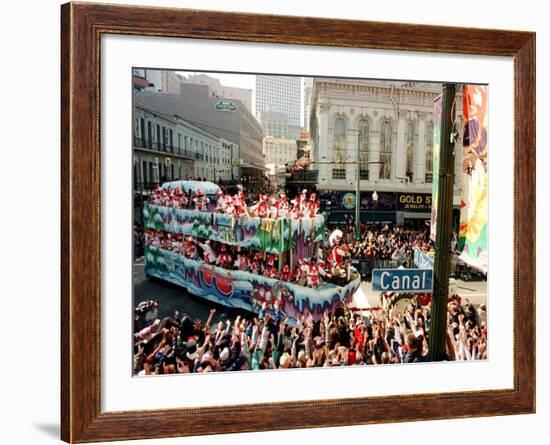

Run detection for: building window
[[169, 129, 174, 153], [332, 168, 346, 180], [358, 119, 369, 180], [156, 124, 161, 150], [406, 122, 416, 181], [147, 121, 153, 149], [379, 120, 392, 179], [333, 116, 346, 164], [425, 122, 434, 183]]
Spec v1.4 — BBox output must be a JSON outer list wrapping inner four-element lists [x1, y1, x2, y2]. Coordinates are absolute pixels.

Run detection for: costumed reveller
[[269, 195, 280, 219], [327, 229, 349, 278], [279, 264, 292, 281], [234, 188, 248, 217], [255, 194, 269, 218], [306, 257, 320, 288], [192, 189, 210, 211], [278, 191, 289, 218], [289, 199, 300, 219], [198, 240, 217, 264], [215, 190, 228, 213], [307, 192, 320, 217], [184, 236, 198, 259], [318, 258, 331, 281], [299, 189, 309, 215], [216, 244, 232, 269], [177, 188, 188, 208]]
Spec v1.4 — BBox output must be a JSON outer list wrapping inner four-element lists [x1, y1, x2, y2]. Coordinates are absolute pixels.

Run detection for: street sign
[[231, 159, 243, 166], [413, 247, 434, 269], [372, 268, 433, 292]]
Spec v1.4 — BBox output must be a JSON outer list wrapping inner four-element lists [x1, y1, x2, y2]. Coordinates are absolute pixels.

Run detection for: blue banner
[[372, 268, 433, 292], [413, 247, 434, 269]]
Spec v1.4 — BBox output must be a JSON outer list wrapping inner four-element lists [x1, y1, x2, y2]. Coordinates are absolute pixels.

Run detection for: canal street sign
[[372, 268, 433, 292]]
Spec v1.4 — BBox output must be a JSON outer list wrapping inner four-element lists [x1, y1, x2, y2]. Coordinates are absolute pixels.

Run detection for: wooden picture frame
[[61, 1, 535, 442]]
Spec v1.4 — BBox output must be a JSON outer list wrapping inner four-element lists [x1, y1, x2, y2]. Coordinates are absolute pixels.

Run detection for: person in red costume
[[279, 264, 292, 281], [255, 194, 269, 218], [307, 192, 320, 218], [306, 257, 320, 288], [192, 189, 210, 211]]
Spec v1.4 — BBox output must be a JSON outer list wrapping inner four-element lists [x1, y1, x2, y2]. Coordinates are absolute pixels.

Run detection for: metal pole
[[428, 83, 457, 361], [355, 131, 361, 240]]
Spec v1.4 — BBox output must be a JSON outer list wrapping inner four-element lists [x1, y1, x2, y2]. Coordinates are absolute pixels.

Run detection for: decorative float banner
[[143, 203, 326, 254], [458, 85, 488, 274], [144, 246, 360, 323], [161, 180, 220, 196]]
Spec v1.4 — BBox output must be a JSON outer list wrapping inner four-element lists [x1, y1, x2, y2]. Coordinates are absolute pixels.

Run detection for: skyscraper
[[255, 75, 301, 138]]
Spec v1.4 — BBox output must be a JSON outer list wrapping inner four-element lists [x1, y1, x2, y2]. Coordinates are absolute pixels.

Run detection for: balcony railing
[[133, 137, 197, 160]]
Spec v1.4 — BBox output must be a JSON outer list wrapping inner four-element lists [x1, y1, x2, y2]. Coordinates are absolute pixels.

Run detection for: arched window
[[406, 122, 416, 181], [332, 116, 346, 179], [379, 120, 392, 179], [358, 119, 370, 180], [425, 122, 434, 183]]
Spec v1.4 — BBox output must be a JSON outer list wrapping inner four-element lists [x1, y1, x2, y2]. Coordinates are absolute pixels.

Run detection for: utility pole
[[428, 83, 457, 361], [355, 131, 361, 240]]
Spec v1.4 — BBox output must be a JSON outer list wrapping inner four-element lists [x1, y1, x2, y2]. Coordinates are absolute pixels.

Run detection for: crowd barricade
[[351, 258, 405, 280]]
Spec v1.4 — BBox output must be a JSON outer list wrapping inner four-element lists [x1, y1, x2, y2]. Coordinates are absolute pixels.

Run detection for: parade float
[[143, 180, 361, 323]]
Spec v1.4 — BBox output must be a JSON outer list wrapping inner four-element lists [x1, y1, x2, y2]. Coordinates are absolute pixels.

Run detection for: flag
[[458, 85, 488, 273]]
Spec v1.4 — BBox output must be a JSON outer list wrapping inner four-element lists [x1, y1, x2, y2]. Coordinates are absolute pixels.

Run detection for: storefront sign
[[397, 193, 432, 212], [215, 100, 237, 112], [342, 193, 356, 209]]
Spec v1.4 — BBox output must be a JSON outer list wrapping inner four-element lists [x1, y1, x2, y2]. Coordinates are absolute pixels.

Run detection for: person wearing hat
[[307, 192, 319, 217], [192, 189, 210, 211]]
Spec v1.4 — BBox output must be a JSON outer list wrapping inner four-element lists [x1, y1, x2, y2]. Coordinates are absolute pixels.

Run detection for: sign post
[[428, 83, 457, 361], [372, 268, 433, 292]]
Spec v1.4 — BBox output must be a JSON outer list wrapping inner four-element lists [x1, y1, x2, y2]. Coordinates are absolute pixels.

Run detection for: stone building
[[308, 78, 464, 225]]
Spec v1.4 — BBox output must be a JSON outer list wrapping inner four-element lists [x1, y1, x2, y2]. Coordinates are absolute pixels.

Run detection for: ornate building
[[308, 78, 464, 225]]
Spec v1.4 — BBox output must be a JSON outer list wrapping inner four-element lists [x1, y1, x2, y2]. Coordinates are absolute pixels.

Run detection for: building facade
[[308, 78, 464, 225], [135, 84, 264, 179], [132, 69, 183, 94], [133, 104, 236, 185], [263, 137, 298, 168], [256, 75, 301, 138]]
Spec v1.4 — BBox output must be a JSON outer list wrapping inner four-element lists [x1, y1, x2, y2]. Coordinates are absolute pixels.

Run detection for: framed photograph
[[61, 2, 535, 442]]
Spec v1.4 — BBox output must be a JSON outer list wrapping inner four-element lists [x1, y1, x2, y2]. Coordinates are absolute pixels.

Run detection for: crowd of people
[[133, 291, 488, 376], [148, 185, 321, 220], [323, 223, 431, 270]]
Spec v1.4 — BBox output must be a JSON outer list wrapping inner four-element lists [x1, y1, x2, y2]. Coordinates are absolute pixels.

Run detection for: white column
[[370, 130, 380, 181], [318, 103, 330, 188], [416, 114, 426, 184], [395, 111, 407, 179], [346, 128, 356, 186]]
